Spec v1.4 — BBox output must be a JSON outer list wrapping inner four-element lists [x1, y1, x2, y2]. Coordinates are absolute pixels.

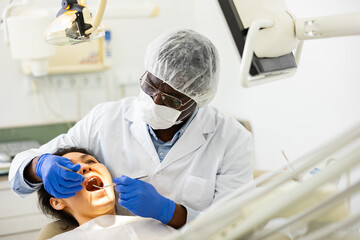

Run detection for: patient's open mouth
[[85, 176, 104, 191]]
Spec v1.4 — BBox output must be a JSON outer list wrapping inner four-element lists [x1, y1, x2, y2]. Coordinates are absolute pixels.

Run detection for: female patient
[[37, 147, 175, 240]]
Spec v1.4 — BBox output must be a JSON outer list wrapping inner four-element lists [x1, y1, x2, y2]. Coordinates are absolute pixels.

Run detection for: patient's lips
[[85, 176, 104, 191]]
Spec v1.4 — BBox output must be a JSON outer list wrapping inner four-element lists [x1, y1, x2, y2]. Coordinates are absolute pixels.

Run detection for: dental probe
[[93, 174, 149, 189], [56, 163, 89, 179]]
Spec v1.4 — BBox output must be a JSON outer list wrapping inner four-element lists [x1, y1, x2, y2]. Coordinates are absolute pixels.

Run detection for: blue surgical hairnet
[[144, 29, 220, 107]]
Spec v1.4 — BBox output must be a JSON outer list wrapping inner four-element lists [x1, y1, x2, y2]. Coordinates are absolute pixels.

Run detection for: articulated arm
[[218, 0, 360, 87]]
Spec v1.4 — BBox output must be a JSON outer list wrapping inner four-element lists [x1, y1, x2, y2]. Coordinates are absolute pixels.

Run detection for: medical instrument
[[218, 0, 360, 87], [45, 0, 107, 46], [56, 162, 88, 179], [93, 174, 149, 189]]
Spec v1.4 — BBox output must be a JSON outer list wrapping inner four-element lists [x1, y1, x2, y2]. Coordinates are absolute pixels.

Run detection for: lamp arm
[[295, 12, 360, 40], [85, 0, 107, 35]]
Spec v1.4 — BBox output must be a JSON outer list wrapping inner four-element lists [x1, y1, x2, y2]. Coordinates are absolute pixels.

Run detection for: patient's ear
[[50, 197, 66, 210]]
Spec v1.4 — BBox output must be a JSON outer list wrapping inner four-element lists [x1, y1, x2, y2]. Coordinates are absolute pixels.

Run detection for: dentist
[[9, 29, 253, 228]]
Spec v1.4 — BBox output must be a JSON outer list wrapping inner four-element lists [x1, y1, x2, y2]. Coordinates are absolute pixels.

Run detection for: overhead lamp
[[44, 0, 107, 46]]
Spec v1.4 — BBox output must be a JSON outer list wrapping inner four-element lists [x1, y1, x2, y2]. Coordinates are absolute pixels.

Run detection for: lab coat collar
[[159, 107, 216, 170], [124, 97, 139, 123], [124, 98, 216, 168]]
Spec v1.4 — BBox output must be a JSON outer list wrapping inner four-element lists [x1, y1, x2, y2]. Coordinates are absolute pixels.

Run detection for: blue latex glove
[[114, 175, 176, 224], [35, 153, 84, 198]]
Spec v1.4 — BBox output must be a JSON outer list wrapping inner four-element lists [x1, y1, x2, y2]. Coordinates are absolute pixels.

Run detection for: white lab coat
[[9, 97, 253, 222]]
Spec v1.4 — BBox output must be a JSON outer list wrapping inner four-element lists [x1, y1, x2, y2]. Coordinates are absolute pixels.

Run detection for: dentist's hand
[[35, 153, 84, 198], [114, 175, 176, 224]]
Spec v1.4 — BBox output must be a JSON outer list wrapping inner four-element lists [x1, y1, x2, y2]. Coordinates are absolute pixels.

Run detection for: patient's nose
[[78, 163, 92, 175]]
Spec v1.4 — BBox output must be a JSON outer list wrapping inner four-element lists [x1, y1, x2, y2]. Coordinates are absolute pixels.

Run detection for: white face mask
[[137, 90, 194, 130]]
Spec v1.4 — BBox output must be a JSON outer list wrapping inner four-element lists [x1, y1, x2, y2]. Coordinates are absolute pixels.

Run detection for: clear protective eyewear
[[139, 71, 193, 109]]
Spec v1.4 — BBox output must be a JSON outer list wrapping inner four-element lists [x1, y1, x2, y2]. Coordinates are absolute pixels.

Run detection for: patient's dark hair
[[37, 147, 96, 229]]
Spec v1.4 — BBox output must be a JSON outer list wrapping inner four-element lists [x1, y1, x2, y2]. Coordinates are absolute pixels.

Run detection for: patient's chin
[[90, 193, 115, 212]]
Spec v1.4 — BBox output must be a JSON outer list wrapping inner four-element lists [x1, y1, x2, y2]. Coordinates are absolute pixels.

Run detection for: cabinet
[[0, 176, 52, 240]]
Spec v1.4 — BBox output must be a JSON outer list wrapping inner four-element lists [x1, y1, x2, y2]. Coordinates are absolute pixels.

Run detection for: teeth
[[85, 176, 103, 191]]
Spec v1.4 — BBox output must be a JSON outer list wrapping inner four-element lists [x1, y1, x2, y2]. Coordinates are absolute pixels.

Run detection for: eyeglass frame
[[139, 71, 193, 110]]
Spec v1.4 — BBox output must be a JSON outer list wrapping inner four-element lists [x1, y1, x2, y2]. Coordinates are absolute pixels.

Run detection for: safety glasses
[[139, 71, 192, 109]]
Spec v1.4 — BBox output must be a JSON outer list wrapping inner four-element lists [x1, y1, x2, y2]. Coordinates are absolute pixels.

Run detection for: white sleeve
[[8, 149, 44, 197]]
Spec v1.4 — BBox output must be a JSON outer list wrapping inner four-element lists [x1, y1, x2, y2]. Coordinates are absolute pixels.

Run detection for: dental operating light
[[44, 0, 107, 46]]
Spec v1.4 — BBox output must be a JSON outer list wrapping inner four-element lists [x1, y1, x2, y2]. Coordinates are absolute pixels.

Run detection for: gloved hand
[[114, 175, 176, 224], [35, 153, 84, 198]]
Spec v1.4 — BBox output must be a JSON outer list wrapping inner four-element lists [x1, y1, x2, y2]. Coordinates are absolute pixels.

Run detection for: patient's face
[[51, 152, 115, 224]]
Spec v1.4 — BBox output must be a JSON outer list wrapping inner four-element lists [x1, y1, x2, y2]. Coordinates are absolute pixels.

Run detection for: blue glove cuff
[[35, 153, 50, 180], [159, 198, 176, 224]]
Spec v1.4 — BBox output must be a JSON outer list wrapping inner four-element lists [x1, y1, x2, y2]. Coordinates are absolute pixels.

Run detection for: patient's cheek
[[85, 176, 103, 191]]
